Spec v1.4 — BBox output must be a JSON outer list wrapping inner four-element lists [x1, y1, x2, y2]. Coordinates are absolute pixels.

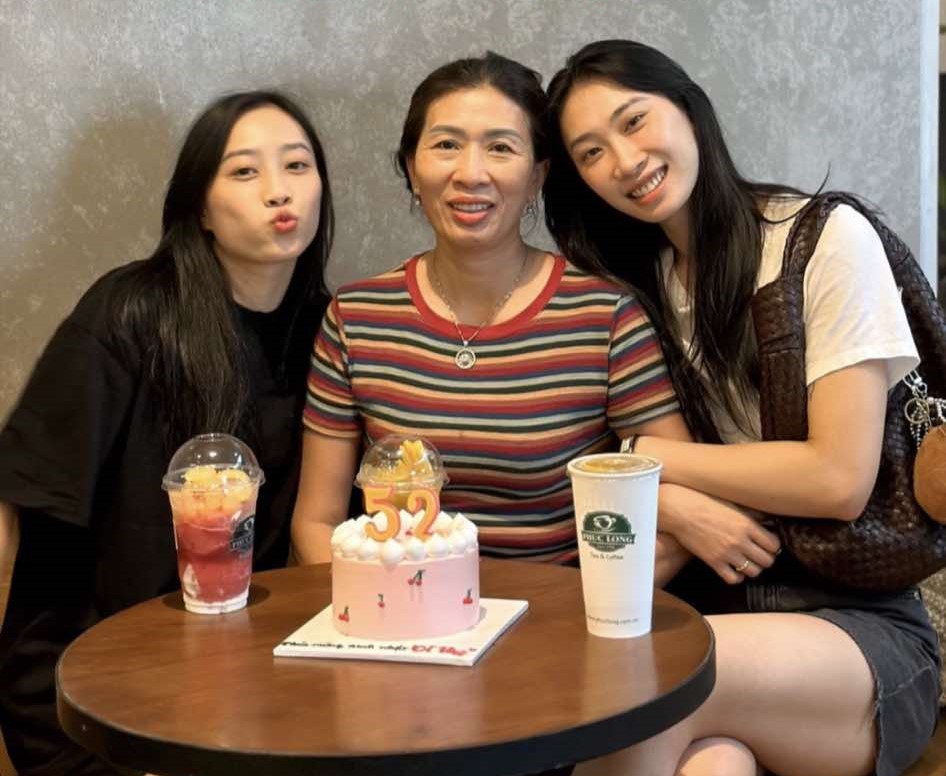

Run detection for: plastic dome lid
[[162, 433, 264, 491], [355, 433, 447, 489]]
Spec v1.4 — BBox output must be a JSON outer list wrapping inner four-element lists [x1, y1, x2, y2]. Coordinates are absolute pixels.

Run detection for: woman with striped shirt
[[291, 52, 689, 566]]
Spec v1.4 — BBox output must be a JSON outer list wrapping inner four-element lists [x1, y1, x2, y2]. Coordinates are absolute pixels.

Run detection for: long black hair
[[544, 40, 803, 439], [395, 50, 550, 192], [111, 90, 333, 451]]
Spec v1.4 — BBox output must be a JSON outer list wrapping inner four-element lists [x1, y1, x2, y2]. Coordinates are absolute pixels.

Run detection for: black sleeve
[[0, 313, 141, 774], [0, 509, 120, 775], [0, 317, 137, 528]]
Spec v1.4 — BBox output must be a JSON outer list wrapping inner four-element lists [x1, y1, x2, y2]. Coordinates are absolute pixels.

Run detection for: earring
[[412, 190, 422, 207], [523, 199, 538, 221]]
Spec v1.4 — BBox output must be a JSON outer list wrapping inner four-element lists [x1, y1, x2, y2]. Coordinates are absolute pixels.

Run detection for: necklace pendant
[[455, 347, 476, 370]]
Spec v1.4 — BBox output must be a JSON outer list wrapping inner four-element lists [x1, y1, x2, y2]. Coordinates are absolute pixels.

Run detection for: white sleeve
[[801, 204, 919, 389]]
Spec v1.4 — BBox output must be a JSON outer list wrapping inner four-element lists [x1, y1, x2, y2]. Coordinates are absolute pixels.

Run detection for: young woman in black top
[[0, 90, 333, 775]]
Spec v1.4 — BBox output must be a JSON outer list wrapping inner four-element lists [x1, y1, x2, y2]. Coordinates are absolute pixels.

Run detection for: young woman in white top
[[543, 39, 939, 776]]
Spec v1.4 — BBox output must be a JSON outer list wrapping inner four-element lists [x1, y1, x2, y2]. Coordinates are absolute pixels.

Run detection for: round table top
[[57, 559, 715, 776]]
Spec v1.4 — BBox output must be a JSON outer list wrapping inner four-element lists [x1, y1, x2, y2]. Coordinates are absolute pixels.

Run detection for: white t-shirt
[[662, 198, 920, 444]]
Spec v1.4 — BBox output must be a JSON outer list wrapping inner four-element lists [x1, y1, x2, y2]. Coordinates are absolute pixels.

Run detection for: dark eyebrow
[[220, 142, 313, 163], [427, 125, 525, 142], [282, 141, 314, 155], [567, 96, 647, 152]]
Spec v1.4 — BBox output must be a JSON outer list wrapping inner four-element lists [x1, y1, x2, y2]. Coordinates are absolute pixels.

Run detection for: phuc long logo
[[581, 511, 636, 553]]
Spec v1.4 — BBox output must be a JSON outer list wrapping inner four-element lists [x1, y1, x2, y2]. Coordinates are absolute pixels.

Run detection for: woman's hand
[[659, 483, 781, 584]]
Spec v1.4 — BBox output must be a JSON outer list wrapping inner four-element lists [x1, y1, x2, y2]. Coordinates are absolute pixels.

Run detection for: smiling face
[[203, 105, 322, 275], [407, 85, 547, 255], [559, 79, 699, 242]]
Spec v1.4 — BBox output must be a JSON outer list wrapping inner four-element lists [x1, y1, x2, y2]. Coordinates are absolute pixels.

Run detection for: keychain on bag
[[904, 370, 946, 524]]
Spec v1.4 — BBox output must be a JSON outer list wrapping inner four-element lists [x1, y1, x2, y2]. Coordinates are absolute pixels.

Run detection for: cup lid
[[162, 433, 264, 491], [355, 433, 447, 489], [567, 453, 662, 478]]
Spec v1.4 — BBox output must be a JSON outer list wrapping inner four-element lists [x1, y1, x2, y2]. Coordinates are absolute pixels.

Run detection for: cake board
[[273, 598, 528, 667]]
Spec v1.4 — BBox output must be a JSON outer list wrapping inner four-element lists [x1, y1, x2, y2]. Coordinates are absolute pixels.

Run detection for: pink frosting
[[332, 549, 480, 640]]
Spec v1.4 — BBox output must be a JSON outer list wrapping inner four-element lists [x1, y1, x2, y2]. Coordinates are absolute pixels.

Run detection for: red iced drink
[[163, 435, 264, 614], [171, 475, 256, 612]]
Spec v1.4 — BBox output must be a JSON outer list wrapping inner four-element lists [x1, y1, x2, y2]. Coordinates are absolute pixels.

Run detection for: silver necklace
[[429, 252, 530, 370]]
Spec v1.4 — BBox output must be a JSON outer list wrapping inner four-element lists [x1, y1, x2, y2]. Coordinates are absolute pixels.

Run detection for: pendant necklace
[[429, 251, 530, 370]]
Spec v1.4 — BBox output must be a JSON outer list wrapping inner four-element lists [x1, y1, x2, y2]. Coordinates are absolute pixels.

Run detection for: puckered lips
[[271, 209, 299, 234]]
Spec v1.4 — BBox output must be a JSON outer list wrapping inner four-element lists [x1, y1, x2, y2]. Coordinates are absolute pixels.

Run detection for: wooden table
[[57, 559, 715, 776]]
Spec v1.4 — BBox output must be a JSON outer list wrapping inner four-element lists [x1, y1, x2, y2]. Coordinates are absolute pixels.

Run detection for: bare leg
[[677, 737, 762, 776], [574, 612, 875, 776]]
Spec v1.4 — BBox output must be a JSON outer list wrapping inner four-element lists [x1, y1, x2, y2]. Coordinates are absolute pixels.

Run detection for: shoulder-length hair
[[544, 40, 802, 438], [112, 90, 334, 451]]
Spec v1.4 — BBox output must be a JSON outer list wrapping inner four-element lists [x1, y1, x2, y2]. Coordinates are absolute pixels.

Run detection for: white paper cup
[[567, 453, 662, 638]]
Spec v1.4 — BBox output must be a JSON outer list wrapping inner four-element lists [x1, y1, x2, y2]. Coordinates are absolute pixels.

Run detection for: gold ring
[[734, 559, 751, 573]]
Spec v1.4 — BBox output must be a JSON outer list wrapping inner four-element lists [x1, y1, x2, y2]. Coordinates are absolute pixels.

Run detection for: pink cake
[[331, 510, 480, 640]]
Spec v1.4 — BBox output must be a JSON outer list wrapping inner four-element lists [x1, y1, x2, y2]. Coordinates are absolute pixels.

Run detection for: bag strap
[[762, 191, 946, 447], [781, 191, 920, 280], [753, 192, 885, 441], [751, 195, 852, 442], [780, 192, 864, 277]]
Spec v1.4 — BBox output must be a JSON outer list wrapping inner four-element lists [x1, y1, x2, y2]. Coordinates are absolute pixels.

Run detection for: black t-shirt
[[0, 262, 325, 774]]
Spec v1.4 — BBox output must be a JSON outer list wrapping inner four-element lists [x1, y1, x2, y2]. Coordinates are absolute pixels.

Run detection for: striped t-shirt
[[304, 255, 678, 562]]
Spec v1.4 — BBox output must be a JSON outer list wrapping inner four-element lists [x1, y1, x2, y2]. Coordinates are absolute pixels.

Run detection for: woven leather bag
[[751, 192, 946, 591]]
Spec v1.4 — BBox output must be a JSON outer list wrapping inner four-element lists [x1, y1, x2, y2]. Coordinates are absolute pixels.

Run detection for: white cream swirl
[[431, 511, 453, 535], [357, 537, 381, 560], [405, 536, 426, 561], [424, 533, 449, 558], [380, 538, 405, 566], [330, 511, 478, 564], [341, 534, 362, 558], [448, 530, 471, 555]]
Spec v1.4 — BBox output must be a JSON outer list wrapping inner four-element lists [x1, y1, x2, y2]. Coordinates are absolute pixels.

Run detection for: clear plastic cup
[[355, 434, 447, 511], [162, 433, 264, 614]]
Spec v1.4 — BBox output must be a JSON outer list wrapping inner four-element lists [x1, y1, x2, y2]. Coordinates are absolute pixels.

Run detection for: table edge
[[57, 616, 716, 776]]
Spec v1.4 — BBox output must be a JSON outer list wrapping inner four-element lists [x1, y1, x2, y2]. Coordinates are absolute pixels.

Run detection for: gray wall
[[0, 0, 936, 419]]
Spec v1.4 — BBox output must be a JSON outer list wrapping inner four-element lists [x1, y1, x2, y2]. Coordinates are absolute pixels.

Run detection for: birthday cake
[[331, 509, 480, 640], [331, 434, 480, 640]]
